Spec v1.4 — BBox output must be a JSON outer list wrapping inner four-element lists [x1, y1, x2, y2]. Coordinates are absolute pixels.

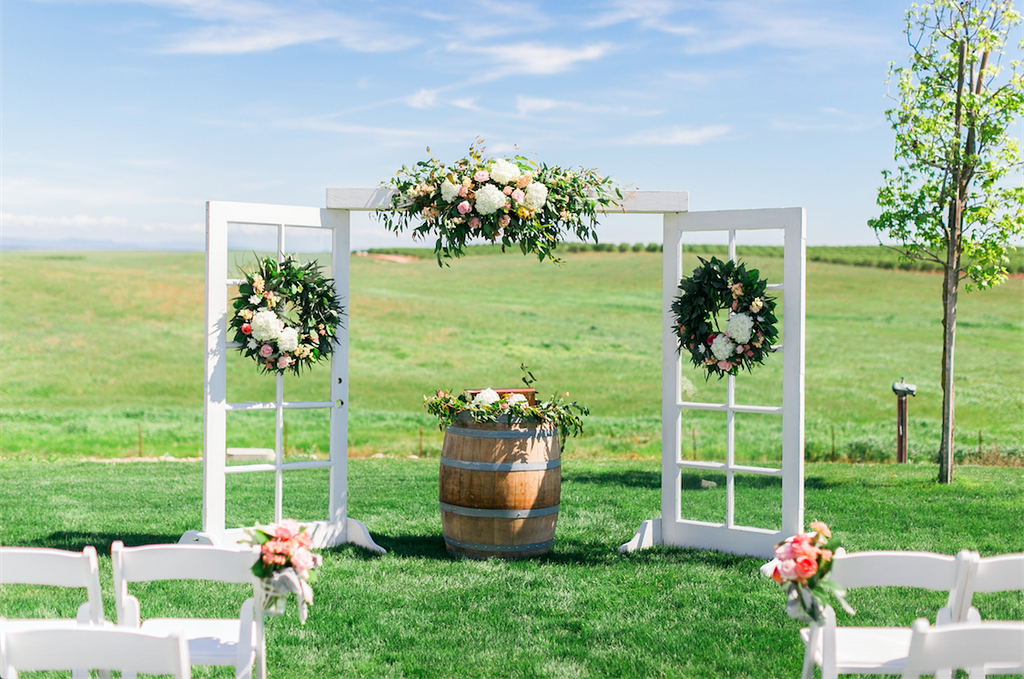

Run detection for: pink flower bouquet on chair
[[244, 519, 322, 624], [761, 521, 853, 624]]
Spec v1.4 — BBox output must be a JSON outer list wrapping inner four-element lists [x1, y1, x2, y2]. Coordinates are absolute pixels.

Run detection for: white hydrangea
[[471, 388, 501, 406], [506, 393, 527, 406], [474, 184, 507, 215], [251, 310, 282, 341], [440, 179, 460, 203], [277, 326, 299, 353], [523, 182, 548, 210], [726, 312, 754, 345], [489, 158, 521, 185], [711, 334, 736, 361]]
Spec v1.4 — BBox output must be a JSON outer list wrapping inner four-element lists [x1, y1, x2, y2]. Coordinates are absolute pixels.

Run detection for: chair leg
[[801, 625, 819, 679]]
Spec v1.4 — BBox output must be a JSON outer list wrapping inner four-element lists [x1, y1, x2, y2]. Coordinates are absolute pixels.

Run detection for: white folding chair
[[0, 546, 108, 679], [901, 618, 1024, 679], [112, 540, 265, 679], [949, 552, 1024, 677], [1, 624, 192, 679], [800, 549, 976, 679]]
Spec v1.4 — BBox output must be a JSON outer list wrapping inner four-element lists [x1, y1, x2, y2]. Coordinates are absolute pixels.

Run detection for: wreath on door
[[671, 256, 779, 379]]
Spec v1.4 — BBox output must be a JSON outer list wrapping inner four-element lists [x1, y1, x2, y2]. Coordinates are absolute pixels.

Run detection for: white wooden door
[[621, 207, 806, 558], [189, 201, 382, 551]]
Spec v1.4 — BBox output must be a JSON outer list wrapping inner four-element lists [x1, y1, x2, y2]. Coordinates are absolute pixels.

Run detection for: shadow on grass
[[31, 531, 183, 552], [564, 469, 660, 489], [329, 532, 758, 571]]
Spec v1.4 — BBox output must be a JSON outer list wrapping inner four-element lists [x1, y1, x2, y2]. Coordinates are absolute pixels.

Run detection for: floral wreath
[[671, 256, 779, 379], [377, 139, 622, 265], [230, 255, 344, 376]]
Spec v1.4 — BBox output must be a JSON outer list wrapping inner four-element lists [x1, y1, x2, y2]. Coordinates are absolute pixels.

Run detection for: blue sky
[[2, 0, 1017, 250]]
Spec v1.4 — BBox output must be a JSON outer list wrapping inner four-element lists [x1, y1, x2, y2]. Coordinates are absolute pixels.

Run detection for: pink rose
[[794, 555, 818, 580], [776, 560, 798, 581], [291, 547, 315, 573], [458, 185, 469, 198], [503, 186, 513, 195], [775, 540, 796, 561], [736, 345, 746, 354], [511, 188, 525, 203], [277, 355, 292, 369], [259, 344, 274, 358], [717, 360, 731, 370], [810, 521, 832, 538], [457, 200, 472, 215], [746, 349, 754, 357], [498, 214, 511, 228], [241, 323, 252, 335], [469, 217, 481, 230], [273, 518, 301, 541], [474, 170, 489, 182]]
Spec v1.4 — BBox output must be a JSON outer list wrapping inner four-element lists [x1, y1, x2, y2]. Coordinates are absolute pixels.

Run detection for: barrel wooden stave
[[439, 419, 560, 559]]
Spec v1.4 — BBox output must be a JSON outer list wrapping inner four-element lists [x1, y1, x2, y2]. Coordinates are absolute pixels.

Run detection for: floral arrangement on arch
[[230, 255, 344, 376], [671, 256, 779, 379], [377, 140, 623, 265], [244, 519, 322, 624], [760, 521, 853, 624], [424, 367, 589, 440]]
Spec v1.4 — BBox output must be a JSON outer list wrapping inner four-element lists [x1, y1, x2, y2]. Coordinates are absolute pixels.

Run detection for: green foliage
[[229, 255, 343, 375], [671, 256, 779, 379], [869, 0, 1024, 289], [0, 460, 1021, 678], [423, 387, 590, 440], [376, 140, 622, 265]]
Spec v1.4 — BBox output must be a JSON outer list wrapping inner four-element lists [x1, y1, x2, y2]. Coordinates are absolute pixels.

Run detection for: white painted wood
[[225, 448, 274, 462], [199, 201, 384, 553], [1, 627, 192, 679], [326, 188, 688, 214], [204, 202, 229, 541], [620, 206, 806, 558]]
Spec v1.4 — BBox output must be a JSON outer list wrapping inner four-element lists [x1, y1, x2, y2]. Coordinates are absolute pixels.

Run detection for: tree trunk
[[938, 241, 960, 484]]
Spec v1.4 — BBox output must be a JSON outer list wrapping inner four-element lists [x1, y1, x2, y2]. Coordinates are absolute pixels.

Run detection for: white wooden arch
[[184, 201, 383, 551], [620, 207, 806, 558], [190, 190, 804, 560]]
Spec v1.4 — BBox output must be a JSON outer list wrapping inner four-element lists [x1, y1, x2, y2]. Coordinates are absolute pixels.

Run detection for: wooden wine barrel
[[439, 418, 560, 559]]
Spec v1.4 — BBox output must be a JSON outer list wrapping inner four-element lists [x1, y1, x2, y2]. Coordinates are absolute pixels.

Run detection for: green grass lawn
[[2, 249, 1021, 465], [1, 458, 1021, 678]]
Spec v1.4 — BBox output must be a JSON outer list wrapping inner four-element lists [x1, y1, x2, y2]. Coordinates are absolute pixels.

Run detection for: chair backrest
[[829, 550, 967, 590], [112, 541, 260, 584], [952, 552, 1024, 622], [111, 541, 260, 623], [1, 625, 192, 678], [901, 618, 1024, 678], [0, 546, 104, 624]]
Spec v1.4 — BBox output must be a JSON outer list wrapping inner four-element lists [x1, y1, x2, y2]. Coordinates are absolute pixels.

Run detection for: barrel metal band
[[446, 426, 556, 440], [444, 536, 554, 553], [439, 502, 560, 519], [440, 457, 561, 472]]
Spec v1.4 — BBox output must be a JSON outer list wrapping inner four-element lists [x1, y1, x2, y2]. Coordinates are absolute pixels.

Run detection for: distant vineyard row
[[365, 243, 1024, 274]]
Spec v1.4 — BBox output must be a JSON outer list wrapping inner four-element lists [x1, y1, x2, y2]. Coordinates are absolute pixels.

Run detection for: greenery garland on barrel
[[423, 367, 589, 440], [377, 140, 622, 265], [671, 256, 779, 379], [230, 255, 344, 376]]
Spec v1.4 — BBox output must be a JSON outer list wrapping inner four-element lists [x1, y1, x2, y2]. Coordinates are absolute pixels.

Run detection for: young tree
[[869, 0, 1023, 483]]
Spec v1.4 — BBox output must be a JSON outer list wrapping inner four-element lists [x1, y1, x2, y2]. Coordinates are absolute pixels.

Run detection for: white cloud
[[451, 42, 613, 76], [405, 89, 439, 109], [106, 0, 418, 54], [588, 0, 696, 36], [621, 124, 730, 146], [516, 96, 561, 115]]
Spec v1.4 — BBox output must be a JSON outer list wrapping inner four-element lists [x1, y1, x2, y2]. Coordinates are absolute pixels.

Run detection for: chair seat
[[140, 618, 252, 666], [802, 626, 914, 673]]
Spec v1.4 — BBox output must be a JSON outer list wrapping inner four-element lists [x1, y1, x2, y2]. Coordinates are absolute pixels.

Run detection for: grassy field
[[1, 458, 1021, 678], [1, 249, 1021, 466]]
